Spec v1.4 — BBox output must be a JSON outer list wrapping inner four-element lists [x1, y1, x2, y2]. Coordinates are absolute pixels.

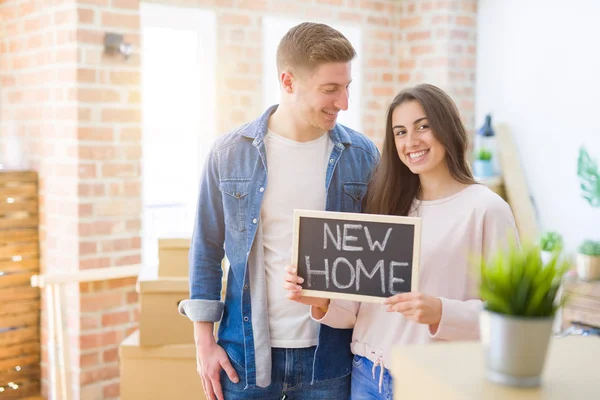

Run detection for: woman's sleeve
[[311, 299, 360, 329], [430, 197, 519, 341]]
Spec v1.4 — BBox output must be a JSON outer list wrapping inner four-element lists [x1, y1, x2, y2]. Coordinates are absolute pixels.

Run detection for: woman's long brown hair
[[364, 84, 476, 216]]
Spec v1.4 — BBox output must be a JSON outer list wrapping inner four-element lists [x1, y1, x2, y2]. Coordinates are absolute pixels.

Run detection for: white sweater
[[313, 184, 519, 368]]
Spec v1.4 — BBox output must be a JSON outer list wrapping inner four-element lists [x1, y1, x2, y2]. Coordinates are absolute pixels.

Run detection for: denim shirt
[[178, 105, 379, 388]]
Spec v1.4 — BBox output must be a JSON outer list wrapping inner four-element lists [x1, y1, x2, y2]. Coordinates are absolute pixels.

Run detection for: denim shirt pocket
[[342, 182, 368, 212], [219, 179, 251, 232]]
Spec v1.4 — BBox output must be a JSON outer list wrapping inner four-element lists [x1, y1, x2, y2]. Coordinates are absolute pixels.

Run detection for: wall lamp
[[104, 32, 133, 60]]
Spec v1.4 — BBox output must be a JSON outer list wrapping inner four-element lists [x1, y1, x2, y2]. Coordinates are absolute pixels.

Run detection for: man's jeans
[[350, 355, 393, 400], [220, 346, 350, 399]]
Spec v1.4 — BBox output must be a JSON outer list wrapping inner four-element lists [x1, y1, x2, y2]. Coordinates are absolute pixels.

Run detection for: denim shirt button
[[337, 143, 343, 148], [244, 285, 248, 290], [244, 317, 249, 322], [259, 187, 264, 192], [329, 158, 334, 164], [252, 218, 257, 224]]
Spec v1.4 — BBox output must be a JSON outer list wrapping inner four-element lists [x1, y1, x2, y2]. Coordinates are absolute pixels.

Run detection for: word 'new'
[[324, 223, 392, 252]]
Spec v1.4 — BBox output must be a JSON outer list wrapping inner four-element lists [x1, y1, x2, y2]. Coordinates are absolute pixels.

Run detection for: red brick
[[80, 241, 98, 255], [103, 347, 119, 363], [121, 145, 142, 161], [110, 70, 139, 85], [78, 126, 114, 141], [372, 86, 394, 97], [220, 13, 252, 26], [78, 183, 106, 197], [101, 163, 137, 178], [80, 257, 112, 270], [100, 237, 141, 252], [115, 254, 141, 266], [81, 291, 125, 312], [79, 163, 97, 178], [407, 31, 431, 41], [78, 8, 95, 24], [101, 12, 139, 29], [367, 16, 389, 26], [112, 0, 139, 9], [81, 352, 100, 367], [80, 333, 102, 350], [81, 365, 120, 386], [119, 127, 141, 141], [126, 291, 138, 304], [411, 45, 434, 56], [339, 12, 362, 23], [102, 310, 130, 327], [399, 59, 416, 69], [80, 145, 118, 161], [106, 277, 137, 289], [103, 381, 120, 398], [101, 108, 141, 123], [81, 315, 102, 330], [399, 17, 421, 28]]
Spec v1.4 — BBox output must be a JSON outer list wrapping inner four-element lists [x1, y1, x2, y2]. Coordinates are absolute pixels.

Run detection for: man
[[179, 22, 379, 400]]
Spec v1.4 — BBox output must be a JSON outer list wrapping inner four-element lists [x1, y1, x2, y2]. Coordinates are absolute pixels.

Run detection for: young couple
[[179, 22, 518, 400]]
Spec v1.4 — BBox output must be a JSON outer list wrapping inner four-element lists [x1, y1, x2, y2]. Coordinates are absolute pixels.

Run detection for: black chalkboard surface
[[292, 209, 421, 303]]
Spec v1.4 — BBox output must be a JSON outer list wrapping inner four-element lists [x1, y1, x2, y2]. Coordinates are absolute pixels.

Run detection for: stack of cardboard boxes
[[119, 239, 208, 400]]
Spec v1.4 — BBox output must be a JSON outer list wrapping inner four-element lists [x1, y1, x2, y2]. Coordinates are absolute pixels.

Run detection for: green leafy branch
[[578, 147, 600, 207]]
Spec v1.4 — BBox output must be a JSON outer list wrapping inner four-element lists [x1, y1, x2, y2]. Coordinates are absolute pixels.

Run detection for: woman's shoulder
[[464, 183, 513, 216]]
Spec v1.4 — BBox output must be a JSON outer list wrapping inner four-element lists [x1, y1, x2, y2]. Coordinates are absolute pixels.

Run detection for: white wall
[[476, 0, 600, 253]]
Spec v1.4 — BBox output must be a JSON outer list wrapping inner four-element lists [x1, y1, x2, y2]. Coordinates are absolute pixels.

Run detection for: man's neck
[[268, 103, 327, 142]]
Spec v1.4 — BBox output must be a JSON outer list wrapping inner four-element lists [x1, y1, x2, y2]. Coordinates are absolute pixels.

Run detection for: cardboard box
[[137, 275, 193, 346], [158, 238, 191, 277], [119, 330, 206, 400]]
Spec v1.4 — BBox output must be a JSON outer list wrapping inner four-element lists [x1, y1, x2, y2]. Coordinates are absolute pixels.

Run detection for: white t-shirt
[[261, 130, 334, 348]]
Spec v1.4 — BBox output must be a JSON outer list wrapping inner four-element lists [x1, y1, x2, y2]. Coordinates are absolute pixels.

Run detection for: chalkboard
[[292, 209, 421, 303]]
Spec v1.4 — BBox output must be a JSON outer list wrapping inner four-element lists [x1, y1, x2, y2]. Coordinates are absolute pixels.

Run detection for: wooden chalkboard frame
[[291, 209, 422, 303]]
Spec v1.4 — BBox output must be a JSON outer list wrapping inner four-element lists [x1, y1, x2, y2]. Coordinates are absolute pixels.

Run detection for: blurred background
[[0, 0, 599, 399]]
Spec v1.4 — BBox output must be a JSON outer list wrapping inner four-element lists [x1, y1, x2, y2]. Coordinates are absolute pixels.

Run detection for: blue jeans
[[220, 346, 351, 399], [350, 355, 394, 400]]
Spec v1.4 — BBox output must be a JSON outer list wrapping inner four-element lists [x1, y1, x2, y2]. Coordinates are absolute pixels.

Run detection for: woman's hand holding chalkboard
[[284, 265, 330, 310], [383, 292, 442, 328]]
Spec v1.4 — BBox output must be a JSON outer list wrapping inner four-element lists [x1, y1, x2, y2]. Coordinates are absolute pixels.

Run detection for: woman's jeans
[[350, 355, 394, 400]]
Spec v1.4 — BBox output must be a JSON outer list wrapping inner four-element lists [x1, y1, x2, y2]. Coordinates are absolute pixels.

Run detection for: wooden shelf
[[0, 171, 41, 400]]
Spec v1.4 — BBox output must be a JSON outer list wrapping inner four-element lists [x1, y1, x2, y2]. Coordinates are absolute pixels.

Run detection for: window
[[262, 16, 363, 132], [140, 4, 217, 269]]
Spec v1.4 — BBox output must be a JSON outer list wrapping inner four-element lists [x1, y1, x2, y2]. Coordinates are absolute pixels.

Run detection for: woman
[[284, 84, 519, 399]]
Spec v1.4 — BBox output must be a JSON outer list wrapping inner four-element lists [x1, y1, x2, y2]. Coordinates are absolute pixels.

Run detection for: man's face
[[289, 62, 352, 132]]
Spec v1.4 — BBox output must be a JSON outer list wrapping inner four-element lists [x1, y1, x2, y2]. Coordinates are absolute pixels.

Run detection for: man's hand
[[194, 322, 239, 400], [283, 265, 329, 309]]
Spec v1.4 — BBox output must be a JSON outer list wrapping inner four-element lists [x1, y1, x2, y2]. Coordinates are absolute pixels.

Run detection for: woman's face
[[391, 100, 447, 176]]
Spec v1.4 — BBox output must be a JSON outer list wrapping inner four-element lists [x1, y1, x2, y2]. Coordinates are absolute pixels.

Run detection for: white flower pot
[[480, 310, 553, 387], [576, 253, 600, 281]]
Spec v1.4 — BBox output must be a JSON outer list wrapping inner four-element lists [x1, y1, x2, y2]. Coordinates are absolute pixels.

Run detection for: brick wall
[[75, 0, 141, 397], [0, 0, 477, 398], [0, 0, 82, 397]]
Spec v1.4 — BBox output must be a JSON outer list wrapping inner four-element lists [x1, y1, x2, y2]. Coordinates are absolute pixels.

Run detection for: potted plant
[[473, 148, 494, 178], [576, 240, 600, 281], [479, 242, 570, 388], [538, 231, 563, 264]]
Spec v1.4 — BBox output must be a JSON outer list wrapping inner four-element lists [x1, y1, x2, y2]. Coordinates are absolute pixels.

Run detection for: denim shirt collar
[[240, 104, 354, 147]]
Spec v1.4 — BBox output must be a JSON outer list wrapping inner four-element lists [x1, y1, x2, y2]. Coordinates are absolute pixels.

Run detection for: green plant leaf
[[479, 242, 567, 317], [577, 147, 600, 208]]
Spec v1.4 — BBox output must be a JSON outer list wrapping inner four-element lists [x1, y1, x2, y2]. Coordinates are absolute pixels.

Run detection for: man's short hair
[[276, 22, 356, 75]]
